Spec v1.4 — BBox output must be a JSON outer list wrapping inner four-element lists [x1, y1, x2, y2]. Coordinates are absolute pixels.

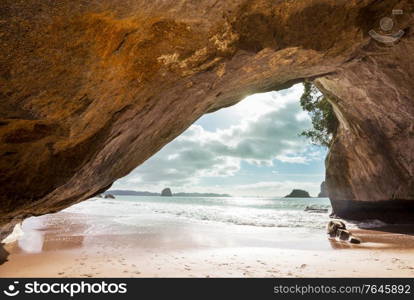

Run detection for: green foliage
[[299, 81, 338, 147]]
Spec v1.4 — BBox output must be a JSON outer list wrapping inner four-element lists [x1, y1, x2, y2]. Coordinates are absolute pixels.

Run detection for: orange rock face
[[0, 0, 413, 237]]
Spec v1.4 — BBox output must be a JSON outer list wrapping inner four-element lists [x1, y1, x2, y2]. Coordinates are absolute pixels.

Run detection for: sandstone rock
[[304, 206, 328, 213], [349, 237, 361, 244], [327, 220, 362, 244], [337, 229, 351, 241], [0, 0, 413, 238], [327, 220, 346, 237], [0, 244, 9, 265]]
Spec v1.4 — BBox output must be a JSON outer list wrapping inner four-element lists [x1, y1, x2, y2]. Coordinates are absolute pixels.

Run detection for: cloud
[[113, 85, 322, 194], [275, 154, 309, 164]]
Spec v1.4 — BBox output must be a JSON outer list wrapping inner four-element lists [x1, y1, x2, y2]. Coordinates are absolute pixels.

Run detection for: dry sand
[[1, 212, 414, 278]]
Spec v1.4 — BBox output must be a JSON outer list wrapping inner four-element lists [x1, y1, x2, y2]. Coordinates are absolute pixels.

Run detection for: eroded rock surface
[[0, 0, 413, 238]]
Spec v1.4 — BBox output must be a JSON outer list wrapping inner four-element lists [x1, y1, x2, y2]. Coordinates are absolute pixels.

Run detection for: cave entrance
[[112, 83, 329, 199], [8, 84, 335, 263]]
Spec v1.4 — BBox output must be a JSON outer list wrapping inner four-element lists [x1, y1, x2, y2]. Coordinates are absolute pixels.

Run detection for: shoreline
[[1, 211, 414, 278]]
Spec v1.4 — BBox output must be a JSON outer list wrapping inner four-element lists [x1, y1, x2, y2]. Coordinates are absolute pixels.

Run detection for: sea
[[12, 195, 387, 253], [65, 195, 332, 230]]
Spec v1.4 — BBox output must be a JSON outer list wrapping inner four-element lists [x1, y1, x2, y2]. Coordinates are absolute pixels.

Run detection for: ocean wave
[[128, 205, 330, 229], [347, 219, 388, 229], [66, 196, 332, 229]]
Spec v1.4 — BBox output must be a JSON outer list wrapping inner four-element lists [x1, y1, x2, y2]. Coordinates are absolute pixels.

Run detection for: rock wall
[[0, 0, 413, 238], [316, 32, 414, 221]]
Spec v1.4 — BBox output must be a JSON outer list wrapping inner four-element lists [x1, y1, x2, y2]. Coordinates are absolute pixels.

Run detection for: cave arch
[[0, 0, 413, 238]]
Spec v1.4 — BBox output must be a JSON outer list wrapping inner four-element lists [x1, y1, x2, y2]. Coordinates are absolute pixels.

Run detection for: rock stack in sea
[[318, 181, 329, 198], [285, 189, 311, 198], [161, 188, 173, 197]]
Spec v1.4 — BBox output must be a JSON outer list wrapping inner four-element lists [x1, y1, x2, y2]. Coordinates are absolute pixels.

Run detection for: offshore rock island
[[106, 189, 231, 197], [285, 189, 311, 198]]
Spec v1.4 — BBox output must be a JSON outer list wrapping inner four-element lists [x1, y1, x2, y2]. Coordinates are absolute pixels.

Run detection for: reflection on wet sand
[[1, 211, 414, 278], [329, 226, 414, 250], [7, 214, 87, 254]]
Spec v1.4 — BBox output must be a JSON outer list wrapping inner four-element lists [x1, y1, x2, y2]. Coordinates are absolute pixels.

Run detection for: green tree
[[299, 81, 338, 147]]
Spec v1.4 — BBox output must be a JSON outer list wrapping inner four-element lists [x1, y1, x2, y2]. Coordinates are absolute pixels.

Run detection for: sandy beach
[[1, 0, 414, 286], [1, 208, 414, 278]]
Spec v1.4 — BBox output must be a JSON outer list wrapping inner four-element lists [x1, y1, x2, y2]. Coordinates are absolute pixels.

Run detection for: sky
[[112, 84, 328, 197]]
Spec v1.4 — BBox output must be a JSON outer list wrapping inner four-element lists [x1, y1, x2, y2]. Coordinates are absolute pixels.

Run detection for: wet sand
[[1, 212, 414, 277]]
